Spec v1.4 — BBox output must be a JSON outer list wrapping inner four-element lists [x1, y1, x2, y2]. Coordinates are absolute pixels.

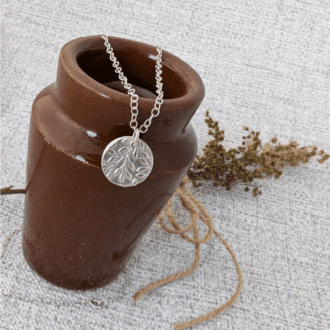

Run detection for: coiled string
[[132, 175, 243, 330]]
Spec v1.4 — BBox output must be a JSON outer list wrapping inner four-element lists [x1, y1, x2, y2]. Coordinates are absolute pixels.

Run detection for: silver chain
[[0, 223, 130, 309], [101, 33, 164, 134]]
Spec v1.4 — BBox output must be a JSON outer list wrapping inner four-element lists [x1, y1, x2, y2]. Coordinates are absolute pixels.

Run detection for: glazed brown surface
[[22, 35, 205, 291]]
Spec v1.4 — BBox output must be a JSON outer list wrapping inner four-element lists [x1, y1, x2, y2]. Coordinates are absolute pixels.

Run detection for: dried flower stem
[[1, 186, 26, 195], [187, 110, 330, 197]]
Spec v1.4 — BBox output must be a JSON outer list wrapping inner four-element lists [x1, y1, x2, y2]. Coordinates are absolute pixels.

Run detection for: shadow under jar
[[22, 35, 205, 291]]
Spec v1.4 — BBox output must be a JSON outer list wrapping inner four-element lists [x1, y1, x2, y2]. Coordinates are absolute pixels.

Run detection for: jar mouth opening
[[76, 48, 188, 101], [62, 35, 205, 107]]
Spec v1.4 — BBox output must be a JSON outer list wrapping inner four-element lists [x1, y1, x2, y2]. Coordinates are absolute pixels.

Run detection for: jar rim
[[60, 35, 205, 108]]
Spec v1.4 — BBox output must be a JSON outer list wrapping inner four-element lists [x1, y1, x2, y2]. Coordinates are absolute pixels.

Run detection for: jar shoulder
[[31, 85, 198, 174]]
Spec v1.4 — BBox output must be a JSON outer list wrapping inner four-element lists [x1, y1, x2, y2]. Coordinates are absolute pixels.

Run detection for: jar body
[[22, 35, 205, 291]]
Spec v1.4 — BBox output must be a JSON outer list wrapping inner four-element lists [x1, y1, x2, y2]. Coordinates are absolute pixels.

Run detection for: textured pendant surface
[[101, 136, 153, 187]]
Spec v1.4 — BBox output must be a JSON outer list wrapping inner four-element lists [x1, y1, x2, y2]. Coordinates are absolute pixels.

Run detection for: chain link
[[101, 33, 164, 134]]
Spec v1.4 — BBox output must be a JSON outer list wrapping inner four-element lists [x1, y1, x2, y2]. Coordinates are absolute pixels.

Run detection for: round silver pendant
[[101, 134, 153, 187]]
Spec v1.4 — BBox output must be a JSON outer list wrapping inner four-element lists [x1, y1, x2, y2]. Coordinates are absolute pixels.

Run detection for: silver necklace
[[100, 33, 164, 187]]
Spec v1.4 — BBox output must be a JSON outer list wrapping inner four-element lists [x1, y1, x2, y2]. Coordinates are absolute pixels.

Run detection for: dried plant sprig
[[0, 186, 26, 195], [187, 110, 330, 197]]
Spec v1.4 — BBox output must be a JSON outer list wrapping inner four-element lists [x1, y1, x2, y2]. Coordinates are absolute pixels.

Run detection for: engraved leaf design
[[137, 167, 149, 172], [140, 150, 149, 158], [113, 153, 134, 182], [124, 167, 133, 181], [136, 172, 148, 178], [139, 157, 151, 168], [118, 170, 125, 183], [132, 148, 138, 160], [127, 159, 136, 172], [103, 163, 116, 174], [106, 155, 123, 163], [102, 136, 153, 186], [118, 146, 130, 154], [114, 165, 124, 177]]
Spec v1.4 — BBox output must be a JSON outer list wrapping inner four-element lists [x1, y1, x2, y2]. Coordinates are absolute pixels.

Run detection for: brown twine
[[132, 175, 243, 330]]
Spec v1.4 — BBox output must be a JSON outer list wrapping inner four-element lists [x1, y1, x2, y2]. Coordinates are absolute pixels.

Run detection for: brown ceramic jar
[[22, 34, 205, 291]]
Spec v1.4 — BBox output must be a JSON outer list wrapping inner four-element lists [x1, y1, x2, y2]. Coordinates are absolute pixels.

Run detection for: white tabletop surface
[[1, 1, 329, 329]]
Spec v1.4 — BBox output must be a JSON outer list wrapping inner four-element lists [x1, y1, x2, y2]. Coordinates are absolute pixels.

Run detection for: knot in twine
[[132, 175, 243, 330]]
